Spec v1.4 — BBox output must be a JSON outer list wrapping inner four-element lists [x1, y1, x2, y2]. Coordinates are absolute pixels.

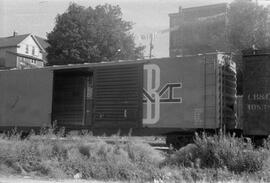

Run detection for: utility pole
[[253, 0, 258, 49], [149, 34, 153, 59]]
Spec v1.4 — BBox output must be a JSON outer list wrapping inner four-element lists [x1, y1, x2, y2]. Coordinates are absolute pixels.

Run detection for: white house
[[0, 32, 49, 69]]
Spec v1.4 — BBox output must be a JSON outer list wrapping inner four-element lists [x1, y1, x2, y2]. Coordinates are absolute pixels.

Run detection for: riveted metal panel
[[93, 64, 143, 129], [0, 69, 53, 127], [142, 55, 219, 129], [142, 53, 236, 130]]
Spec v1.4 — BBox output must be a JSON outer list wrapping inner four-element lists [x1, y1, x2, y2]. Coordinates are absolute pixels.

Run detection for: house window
[[32, 46, 35, 55], [31, 59, 37, 64], [26, 45, 29, 54]]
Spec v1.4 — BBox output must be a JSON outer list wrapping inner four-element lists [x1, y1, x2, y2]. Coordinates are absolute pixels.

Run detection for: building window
[[32, 46, 35, 55], [26, 45, 29, 54], [31, 59, 37, 64]]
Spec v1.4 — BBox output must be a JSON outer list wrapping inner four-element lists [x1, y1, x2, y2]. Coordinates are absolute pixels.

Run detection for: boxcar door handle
[[124, 109, 127, 118]]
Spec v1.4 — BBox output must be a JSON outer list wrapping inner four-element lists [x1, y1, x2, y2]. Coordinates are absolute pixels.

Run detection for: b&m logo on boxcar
[[143, 64, 182, 124]]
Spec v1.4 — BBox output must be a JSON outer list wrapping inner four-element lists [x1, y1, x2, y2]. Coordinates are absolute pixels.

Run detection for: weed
[[163, 132, 267, 174]]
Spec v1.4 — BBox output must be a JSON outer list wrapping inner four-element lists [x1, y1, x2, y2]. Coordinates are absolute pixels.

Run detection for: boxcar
[[242, 49, 270, 137], [0, 52, 237, 144]]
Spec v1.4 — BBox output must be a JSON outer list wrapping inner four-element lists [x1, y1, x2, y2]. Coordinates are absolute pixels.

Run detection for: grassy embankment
[[0, 129, 270, 182]]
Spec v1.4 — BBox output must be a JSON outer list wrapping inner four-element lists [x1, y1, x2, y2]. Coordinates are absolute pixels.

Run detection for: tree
[[227, 0, 269, 94], [46, 3, 144, 65], [228, 0, 269, 61]]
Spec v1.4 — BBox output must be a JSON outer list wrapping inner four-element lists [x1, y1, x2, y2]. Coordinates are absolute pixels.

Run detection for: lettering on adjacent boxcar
[[247, 93, 270, 111], [143, 64, 182, 124]]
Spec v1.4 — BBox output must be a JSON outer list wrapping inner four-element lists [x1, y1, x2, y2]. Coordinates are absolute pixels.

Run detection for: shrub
[[60, 140, 163, 181], [163, 132, 267, 174]]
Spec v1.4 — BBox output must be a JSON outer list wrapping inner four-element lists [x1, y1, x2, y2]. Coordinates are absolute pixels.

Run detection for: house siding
[[0, 47, 17, 67], [17, 36, 43, 59], [0, 47, 17, 58], [0, 35, 45, 69]]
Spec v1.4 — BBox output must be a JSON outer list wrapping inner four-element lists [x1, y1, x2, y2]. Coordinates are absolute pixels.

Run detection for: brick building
[[169, 3, 228, 57]]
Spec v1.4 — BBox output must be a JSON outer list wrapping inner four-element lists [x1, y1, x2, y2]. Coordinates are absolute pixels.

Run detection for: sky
[[1, 0, 269, 58]]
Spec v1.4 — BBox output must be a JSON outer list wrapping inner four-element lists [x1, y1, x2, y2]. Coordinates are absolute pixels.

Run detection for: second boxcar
[[242, 49, 270, 137]]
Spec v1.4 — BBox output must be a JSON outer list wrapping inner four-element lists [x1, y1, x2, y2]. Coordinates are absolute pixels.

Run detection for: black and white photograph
[[0, 0, 270, 182]]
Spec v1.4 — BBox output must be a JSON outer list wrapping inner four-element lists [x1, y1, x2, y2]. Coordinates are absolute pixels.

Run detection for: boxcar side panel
[[0, 69, 53, 127], [142, 55, 219, 129], [243, 52, 270, 136]]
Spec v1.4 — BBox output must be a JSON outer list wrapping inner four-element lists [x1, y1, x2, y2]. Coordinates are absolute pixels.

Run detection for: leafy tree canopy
[[228, 0, 269, 94], [179, 0, 269, 62], [228, 0, 269, 53], [46, 3, 144, 65]]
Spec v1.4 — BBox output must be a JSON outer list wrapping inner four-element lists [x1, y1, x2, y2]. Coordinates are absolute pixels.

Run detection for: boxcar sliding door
[[52, 70, 93, 128]]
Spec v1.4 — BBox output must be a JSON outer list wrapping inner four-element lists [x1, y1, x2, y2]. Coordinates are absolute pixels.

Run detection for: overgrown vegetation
[[1, 130, 270, 182], [163, 132, 270, 182], [164, 132, 266, 172], [0, 130, 164, 181]]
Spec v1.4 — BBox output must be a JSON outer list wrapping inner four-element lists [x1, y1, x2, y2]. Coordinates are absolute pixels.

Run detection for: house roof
[[35, 36, 50, 50], [0, 34, 30, 48], [0, 34, 49, 52]]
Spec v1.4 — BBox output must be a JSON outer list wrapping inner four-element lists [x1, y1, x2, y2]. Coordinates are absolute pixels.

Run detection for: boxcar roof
[[0, 52, 229, 73]]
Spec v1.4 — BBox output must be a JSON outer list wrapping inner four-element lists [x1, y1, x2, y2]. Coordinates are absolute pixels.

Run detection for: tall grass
[[0, 130, 164, 181], [1, 129, 270, 182]]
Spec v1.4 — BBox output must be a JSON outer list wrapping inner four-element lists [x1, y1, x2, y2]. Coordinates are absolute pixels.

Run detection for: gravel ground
[[0, 176, 124, 183]]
